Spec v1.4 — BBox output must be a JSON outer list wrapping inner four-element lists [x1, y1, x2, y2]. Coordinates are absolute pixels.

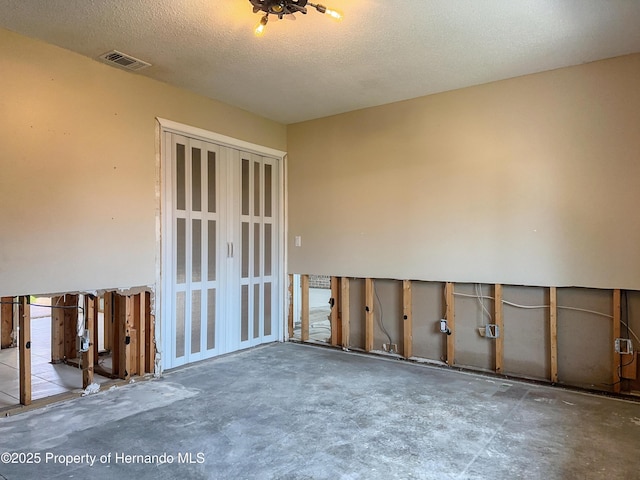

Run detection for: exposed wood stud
[[341, 277, 350, 349], [365, 278, 374, 352], [108, 292, 119, 376], [494, 284, 504, 374], [137, 293, 146, 376], [145, 292, 155, 374], [91, 297, 99, 362], [51, 296, 65, 362], [63, 294, 79, 360], [287, 274, 294, 339], [403, 280, 413, 359], [104, 293, 112, 351], [82, 296, 95, 389], [19, 296, 31, 406], [117, 294, 132, 380], [330, 277, 340, 346], [445, 282, 455, 366], [1, 296, 14, 349], [549, 287, 558, 384], [301, 274, 310, 342], [613, 289, 622, 394]]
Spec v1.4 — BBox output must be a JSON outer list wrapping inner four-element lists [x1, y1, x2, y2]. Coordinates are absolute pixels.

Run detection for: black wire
[[0, 301, 81, 310]]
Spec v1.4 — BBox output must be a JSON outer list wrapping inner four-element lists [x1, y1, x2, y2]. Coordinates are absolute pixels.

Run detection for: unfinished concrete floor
[[1, 342, 639, 479]]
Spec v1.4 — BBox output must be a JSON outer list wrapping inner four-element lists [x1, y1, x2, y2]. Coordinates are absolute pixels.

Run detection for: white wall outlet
[[294, 236, 302, 247]]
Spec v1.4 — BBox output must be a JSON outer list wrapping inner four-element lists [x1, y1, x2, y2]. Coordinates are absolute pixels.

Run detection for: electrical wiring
[[453, 290, 640, 344], [474, 284, 492, 324], [373, 282, 392, 346]]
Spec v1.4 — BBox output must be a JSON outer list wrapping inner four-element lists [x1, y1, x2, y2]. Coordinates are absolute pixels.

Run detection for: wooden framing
[[117, 294, 133, 380], [287, 274, 294, 339], [145, 292, 156, 374], [82, 296, 96, 388], [549, 287, 558, 383], [19, 296, 31, 406], [50, 296, 65, 362], [104, 293, 112, 351], [612, 288, 621, 393], [403, 280, 412, 359], [301, 274, 310, 341], [365, 278, 374, 352], [1, 296, 13, 349], [63, 294, 79, 360], [494, 284, 503, 374], [330, 277, 341, 346], [109, 292, 120, 376], [341, 277, 350, 349], [133, 293, 146, 376], [445, 282, 455, 366]]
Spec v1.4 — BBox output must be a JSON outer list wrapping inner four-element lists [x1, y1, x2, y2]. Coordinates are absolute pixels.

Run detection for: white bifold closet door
[[164, 132, 279, 369]]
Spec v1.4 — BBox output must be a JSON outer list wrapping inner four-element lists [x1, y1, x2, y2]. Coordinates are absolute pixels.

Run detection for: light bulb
[[325, 8, 342, 20], [254, 15, 268, 36]]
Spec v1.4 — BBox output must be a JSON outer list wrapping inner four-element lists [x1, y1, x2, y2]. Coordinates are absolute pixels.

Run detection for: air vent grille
[[99, 50, 151, 71]]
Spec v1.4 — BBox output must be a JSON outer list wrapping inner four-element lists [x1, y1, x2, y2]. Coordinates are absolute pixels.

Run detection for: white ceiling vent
[[99, 50, 151, 71]]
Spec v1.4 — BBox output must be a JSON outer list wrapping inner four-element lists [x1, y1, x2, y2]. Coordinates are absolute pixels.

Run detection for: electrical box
[[485, 324, 500, 339], [615, 338, 633, 355]]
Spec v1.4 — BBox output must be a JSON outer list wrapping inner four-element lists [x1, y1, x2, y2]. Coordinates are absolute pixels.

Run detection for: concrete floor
[[1, 342, 639, 479]]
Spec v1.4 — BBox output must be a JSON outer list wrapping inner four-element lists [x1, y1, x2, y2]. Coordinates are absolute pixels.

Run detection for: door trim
[[156, 118, 287, 372]]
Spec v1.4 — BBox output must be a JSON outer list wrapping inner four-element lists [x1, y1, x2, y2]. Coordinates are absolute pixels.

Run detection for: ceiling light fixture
[[250, 0, 342, 36]]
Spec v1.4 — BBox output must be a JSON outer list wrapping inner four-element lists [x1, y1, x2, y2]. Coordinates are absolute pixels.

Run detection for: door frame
[[155, 118, 287, 373]]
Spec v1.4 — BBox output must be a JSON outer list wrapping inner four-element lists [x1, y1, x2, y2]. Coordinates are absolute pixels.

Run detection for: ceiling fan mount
[[249, 0, 342, 35]]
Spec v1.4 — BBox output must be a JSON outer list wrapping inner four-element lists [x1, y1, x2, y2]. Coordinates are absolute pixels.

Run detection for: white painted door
[[163, 132, 280, 369]]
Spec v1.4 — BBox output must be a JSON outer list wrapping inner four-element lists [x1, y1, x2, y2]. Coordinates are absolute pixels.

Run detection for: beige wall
[[0, 28, 286, 296], [287, 54, 640, 290]]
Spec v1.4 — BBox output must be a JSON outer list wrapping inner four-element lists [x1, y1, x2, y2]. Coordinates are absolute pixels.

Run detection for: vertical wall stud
[[301, 274, 310, 341], [108, 292, 119, 376], [403, 280, 413, 359], [63, 294, 79, 360], [1, 296, 13, 349], [138, 293, 147, 376], [104, 293, 112, 351], [82, 296, 95, 389], [51, 296, 65, 362], [445, 282, 455, 366], [288, 274, 294, 339], [494, 284, 504, 374], [145, 292, 155, 374], [341, 277, 350, 349], [613, 289, 622, 394], [330, 276, 340, 346], [19, 296, 31, 406], [549, 287, 558, 384], [365, 278, 374, 352], [117, 294, 132, 380]]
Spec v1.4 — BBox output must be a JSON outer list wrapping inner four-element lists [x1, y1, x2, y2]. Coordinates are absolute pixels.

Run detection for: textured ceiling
[[2, 0, 640, 124]]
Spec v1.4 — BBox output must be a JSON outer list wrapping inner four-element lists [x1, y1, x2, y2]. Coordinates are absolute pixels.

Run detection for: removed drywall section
[[371, 279, 403, 355], [557, 288, 613, 391], [348, 279, 365, 350], [411, 282, 446, 362], [453, 284, 495, 371], [502, 285, 549, 381]]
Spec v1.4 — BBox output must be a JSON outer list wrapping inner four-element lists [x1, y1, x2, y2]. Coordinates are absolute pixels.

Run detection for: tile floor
[[0, 300, 110, 408]]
